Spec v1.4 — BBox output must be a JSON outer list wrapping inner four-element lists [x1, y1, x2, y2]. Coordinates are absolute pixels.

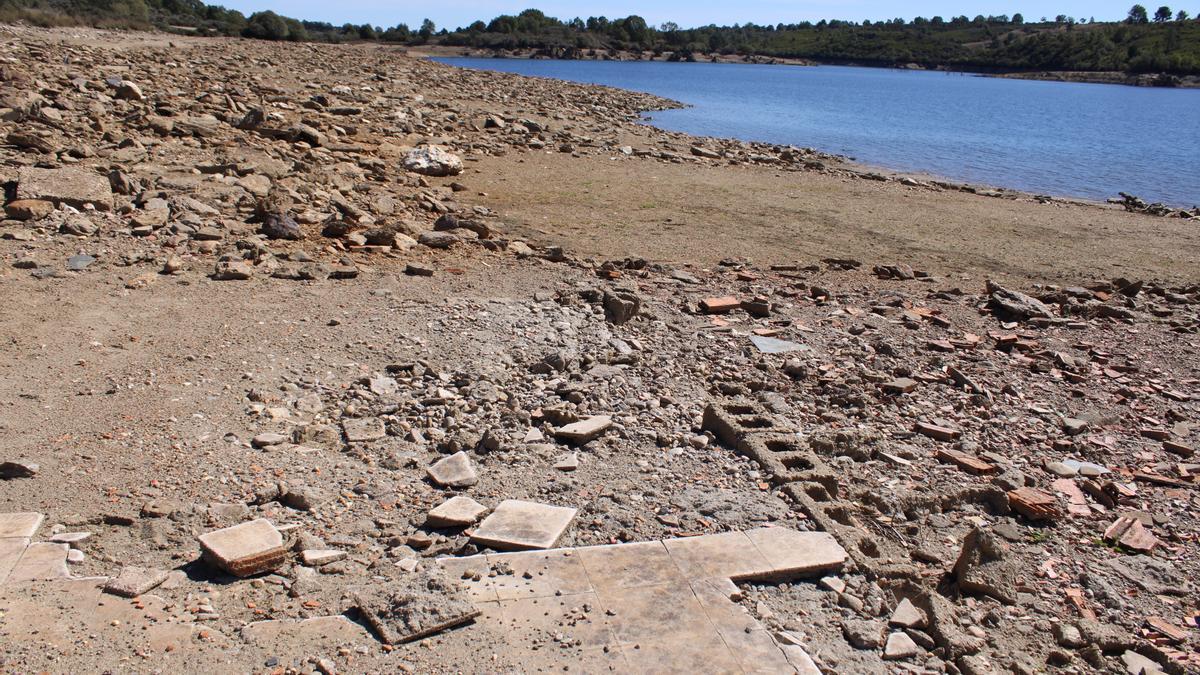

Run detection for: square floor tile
[[0, 513, 44, 539], [663, 531, 772, 581], [471, 500, 577, 551], [577, 541, 681, 592], [486, 549, 593, 600], [744, 528, 847, 580]]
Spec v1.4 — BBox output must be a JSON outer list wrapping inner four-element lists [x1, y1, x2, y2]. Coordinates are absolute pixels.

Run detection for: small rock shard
[[700, 296, 741, 314], [889, 598, 927, 628], [427, 451, 478, 488], [749, 335, 809, 354], [198, 518, 286, 577], [470, 499, 577, 551]]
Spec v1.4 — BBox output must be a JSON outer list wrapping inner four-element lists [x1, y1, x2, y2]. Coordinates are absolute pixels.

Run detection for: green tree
[[419, 18, 436, 39], [1176, 9, 1190, 19], [1153, 5, 1173, 21], [243, 10, 289, 40], [1127, 4, 1150, 23], [1012, 13, 1024, 24]]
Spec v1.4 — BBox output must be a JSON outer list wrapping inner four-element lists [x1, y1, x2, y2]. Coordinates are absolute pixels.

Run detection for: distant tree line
[[2, 2, 1198, 75]]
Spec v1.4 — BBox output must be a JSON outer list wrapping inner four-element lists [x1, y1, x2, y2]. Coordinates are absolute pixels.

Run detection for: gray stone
[[402, 146, 464, 177], [953, 528, 1018, 604], [343, 418, 386, 442], [553, 416, 612, 444], [843, 619, 885, 649], [884, 631, 919, 659]]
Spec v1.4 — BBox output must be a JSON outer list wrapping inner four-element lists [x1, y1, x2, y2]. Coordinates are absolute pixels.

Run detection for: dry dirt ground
[[468, 151, 1200, 284], [0, 25, 1198, 675]]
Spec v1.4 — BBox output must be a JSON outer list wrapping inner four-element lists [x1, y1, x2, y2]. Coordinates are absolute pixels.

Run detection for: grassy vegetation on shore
[[2, 1, 1199, 76]]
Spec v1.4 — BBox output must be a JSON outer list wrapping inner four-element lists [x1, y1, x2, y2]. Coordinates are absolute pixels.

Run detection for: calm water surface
[[438, 58, 1200, 207]]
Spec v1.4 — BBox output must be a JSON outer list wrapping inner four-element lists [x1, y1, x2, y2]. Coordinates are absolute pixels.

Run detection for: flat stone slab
[[552, 415, 612, 444], [0, 512, 44, 538], [198, 519, 285, 577], [0, 537, 30, 584], [8, 542, 70, 583], [426, 496, 488, 527], [342, 417, 386, 442], [440, 527, 844, 673], [470, 500, 577, 551], [17, 166, 114, 211], [104, 566, 170, 597], [426, 451, 478, 488]]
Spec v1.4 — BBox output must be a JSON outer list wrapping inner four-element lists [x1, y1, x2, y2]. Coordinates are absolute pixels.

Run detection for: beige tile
[[486, 549, 594, 600], [595, 580, 714, 643], [577, 541, 681, 592], [663, 531, 772, 581], [744, 528, 847, 580], [0, 536, 30, 584], [718, 626, 795, 674], [490, 592, 617, 650], [471, 500, 577, 551], [0, 512, 44, 539], [437, 555, 498, 602], [618, 634, 744, 675], [7, 542, 69, 583], [690, 576, 758, 633]]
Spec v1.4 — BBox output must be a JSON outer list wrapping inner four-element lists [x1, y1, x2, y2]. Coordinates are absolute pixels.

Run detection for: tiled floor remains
[[1, 510, 846, 673], [438, 527, 847, 674]]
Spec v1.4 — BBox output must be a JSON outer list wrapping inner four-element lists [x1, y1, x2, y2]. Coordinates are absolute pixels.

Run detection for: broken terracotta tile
[[426, 451, 478, 488]]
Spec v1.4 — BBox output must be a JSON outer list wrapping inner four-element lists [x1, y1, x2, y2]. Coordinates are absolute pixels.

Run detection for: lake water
[[437, 58, 1200, 207]]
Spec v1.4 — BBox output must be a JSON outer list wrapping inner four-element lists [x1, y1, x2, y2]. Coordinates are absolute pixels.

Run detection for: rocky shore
[[1, 25, 1199, 674]]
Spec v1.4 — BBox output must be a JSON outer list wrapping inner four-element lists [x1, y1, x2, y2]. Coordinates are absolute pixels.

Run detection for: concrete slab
[[663, 530, 772, 580], [439, 527, 837, 673], [8, 542, 70, 583], [470, 500, 577, 551], [744, 527, 848, 579], [0, 536, 30, 584], [0, 512, 44, 538]]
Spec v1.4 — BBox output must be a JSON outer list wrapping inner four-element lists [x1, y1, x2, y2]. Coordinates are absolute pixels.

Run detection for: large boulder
[[403, 146, 463, 177]]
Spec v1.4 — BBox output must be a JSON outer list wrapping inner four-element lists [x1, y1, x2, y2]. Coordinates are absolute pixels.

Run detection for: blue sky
[[216, 1, 1157, 30]]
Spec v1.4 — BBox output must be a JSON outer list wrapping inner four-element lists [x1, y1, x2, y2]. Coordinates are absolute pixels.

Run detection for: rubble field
[[1, 25, 1198, 675]]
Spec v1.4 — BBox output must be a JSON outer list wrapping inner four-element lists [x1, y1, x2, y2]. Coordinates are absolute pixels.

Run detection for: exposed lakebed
[[439, 58, 1200, 207]]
